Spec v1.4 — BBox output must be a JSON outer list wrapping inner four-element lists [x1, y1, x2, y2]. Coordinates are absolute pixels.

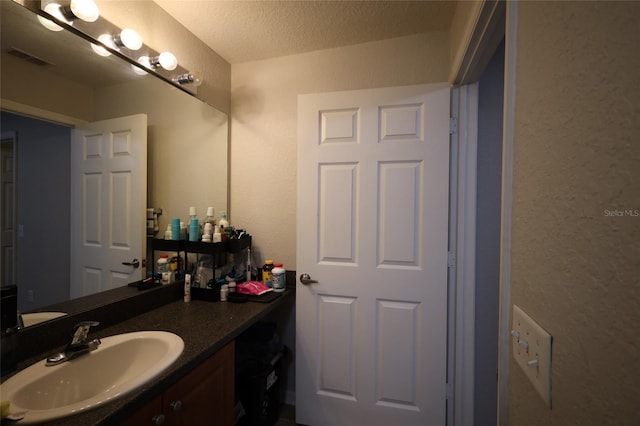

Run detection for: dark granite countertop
[[19, 288, 294, 426]]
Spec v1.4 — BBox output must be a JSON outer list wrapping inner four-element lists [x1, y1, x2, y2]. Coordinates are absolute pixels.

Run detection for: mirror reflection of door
[[1, 132, 17, 288], [70, 114, 147, 299]]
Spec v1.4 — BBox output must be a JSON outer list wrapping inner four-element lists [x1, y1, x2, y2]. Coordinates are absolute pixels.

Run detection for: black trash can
[[235, 322, 287, 426]]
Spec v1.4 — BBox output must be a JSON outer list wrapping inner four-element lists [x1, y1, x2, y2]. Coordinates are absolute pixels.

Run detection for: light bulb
[[37, 14, 63, 32], [131, 64, 148, 76], [90, 34, 115, 57], [132, 56, 151, 75], [38, 2, 71, 31], [189, 72, 203, 87], [158, 52, 177, 70], [119, 28, 142, 51], [69, 0, 99, 22]]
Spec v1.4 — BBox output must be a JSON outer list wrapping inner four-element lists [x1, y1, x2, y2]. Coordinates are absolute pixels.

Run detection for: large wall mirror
[[0, 0, 228, 321]]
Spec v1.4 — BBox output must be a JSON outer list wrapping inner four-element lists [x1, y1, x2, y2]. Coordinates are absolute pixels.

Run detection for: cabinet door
[[164, 341, 235, 426], [119, 394, 164, 426]]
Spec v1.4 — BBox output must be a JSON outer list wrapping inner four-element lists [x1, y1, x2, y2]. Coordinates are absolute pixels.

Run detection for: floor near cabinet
[[275, 404, 297, 426]]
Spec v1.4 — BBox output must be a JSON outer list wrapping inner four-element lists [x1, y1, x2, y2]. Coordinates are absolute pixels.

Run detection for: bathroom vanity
[[6, 283, 294, 425], [119, 341, 235, 426]]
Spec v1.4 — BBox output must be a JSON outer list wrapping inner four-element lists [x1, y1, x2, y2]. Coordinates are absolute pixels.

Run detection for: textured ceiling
[[154, 0, 458, 64]]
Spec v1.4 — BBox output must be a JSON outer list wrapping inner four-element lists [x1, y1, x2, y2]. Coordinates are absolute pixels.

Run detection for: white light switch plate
[[512, 305, 552, 407]]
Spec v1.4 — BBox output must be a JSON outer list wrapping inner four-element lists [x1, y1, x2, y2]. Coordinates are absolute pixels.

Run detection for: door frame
[[449, 1, 514, 425], [1, 130, 18, 288], [449, 84, 478, 426]]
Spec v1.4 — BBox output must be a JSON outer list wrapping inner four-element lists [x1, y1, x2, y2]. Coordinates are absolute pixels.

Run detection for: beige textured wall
[[230, 32, 450, 269], [96, 0, 231, 113], [510, 1, 640, 424]]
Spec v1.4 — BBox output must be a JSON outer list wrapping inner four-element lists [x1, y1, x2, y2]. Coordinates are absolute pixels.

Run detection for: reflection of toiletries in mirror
[[189, 218, 199, 242], [147, 208, 155, 235], [213, 225, 222, 243], [147, 207, 163, 236], [218, 212, 229, 242], [205, 207, 216, 227], [171, 218, 180, 241], [202, 222, 213, 242], [218, 212, 229, 228], [180, 222, 187, 240]]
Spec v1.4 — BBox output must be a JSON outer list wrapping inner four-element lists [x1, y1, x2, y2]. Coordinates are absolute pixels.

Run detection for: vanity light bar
[[36, 0, 201, 91]]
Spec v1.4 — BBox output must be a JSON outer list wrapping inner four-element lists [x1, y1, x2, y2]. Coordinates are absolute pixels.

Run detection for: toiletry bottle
[[189, 217, 199, 242], [157, 254, 171, 284], [213, 225, 222, 243], [272, 263, 286, 292], [184, 274, 191, 302], [218, 211, 229, 228], [262, 260, 274, 288], [171, 218, 181, 241], [205, 207, 216, 227], [164, 224, 172, 240], [201, 223, 212, 242], [246, 247, 252, 281], [218, 212, 229, 241], [220, 284, 229, 302]]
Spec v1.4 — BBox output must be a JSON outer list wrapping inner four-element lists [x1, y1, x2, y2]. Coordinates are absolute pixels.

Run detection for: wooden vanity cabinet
[[121, 341, 234, 426]]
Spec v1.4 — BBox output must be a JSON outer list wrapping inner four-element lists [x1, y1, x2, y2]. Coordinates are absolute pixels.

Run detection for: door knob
[[122, 258, 140, 268], [300, 273, 318, 285]]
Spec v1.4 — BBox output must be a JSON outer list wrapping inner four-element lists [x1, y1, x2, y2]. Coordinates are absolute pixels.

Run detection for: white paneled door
[[70, 114, 147, 299], [296, 84, 450, 425]]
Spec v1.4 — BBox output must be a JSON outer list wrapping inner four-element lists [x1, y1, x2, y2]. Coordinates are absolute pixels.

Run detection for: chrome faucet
[[46, 321, 101, 366]]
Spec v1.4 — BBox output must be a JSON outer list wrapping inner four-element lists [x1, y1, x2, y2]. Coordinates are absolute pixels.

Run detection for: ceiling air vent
[[7, 47, 52, 67]]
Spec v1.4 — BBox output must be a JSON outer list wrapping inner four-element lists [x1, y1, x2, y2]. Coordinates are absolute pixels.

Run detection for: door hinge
[[447, 251, 455, 268], [449, 116, 457, 135]]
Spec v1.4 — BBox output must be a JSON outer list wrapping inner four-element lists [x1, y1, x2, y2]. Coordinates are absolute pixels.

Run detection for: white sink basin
[[0, 331, 184, 424], [21, 312, 67, 327]]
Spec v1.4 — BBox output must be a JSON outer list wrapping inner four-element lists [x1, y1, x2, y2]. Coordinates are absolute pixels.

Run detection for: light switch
[[511, 304, 552, 407]]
